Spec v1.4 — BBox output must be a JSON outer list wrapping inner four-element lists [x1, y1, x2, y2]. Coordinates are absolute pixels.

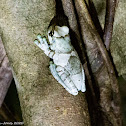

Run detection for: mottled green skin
[[0, 0, 90, 126]]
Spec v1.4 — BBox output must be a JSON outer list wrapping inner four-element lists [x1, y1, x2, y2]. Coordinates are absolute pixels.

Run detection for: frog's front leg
[[34, 35, 55, 58]]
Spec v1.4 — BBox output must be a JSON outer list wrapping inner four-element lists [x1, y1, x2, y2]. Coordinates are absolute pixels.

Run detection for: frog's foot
[[34, 35, 49, 50], [49, 62, 78, 95]]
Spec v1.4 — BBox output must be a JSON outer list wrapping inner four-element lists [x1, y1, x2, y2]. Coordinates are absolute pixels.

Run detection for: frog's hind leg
[[55, 65, 78, 95], [65, 56, 86, 92], [49, 61, 68, 92], [49, 61, 78, 95]]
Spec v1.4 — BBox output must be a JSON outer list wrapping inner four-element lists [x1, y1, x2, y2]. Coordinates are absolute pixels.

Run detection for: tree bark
[[0, 37, 13, 107], [0, 0, 91, 125], [74, 0, 122, 125], [93, 0, 126, 81]]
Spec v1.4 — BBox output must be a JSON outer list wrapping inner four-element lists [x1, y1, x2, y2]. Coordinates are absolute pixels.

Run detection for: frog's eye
[[49, 31, 54, 37]]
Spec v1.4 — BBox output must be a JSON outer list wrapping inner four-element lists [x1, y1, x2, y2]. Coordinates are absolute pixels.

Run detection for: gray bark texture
[[0, 37, 13, 107], [93, 0, 126, 80], [74, 0, 121, 125], [0, 0, 91, 126]]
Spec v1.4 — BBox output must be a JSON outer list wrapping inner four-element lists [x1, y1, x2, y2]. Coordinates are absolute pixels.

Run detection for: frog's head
[[48, 25, 69, 44], [48, 26, 69, 37]]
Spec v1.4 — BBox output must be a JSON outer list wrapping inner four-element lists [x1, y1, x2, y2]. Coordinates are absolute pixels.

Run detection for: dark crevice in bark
[[0, 103, 16, 122], [71, 1, 105, 125], [84, 0, 104, 40]]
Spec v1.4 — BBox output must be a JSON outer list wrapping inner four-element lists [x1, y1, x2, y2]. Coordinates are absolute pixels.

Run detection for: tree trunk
[[92, 0, 126, 80], [0, 0, 91, 125], [0, 37, 13, 107]]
